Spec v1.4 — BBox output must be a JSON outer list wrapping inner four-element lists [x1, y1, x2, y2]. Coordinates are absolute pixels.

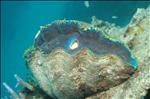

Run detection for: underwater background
[[1, 1, 150, 98]]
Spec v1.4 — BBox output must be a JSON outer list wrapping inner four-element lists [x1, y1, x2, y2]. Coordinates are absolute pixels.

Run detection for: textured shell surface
[[25, 48, 135, 99]]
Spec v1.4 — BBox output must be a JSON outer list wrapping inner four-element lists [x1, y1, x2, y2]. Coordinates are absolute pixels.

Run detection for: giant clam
[[22, 20, 138, 99]]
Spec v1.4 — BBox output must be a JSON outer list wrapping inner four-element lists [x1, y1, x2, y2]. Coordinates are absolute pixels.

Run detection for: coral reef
[[3, 5, 150, 99]]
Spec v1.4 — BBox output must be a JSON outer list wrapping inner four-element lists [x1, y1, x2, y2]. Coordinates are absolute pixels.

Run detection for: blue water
[[1, 1, 149, 98]]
